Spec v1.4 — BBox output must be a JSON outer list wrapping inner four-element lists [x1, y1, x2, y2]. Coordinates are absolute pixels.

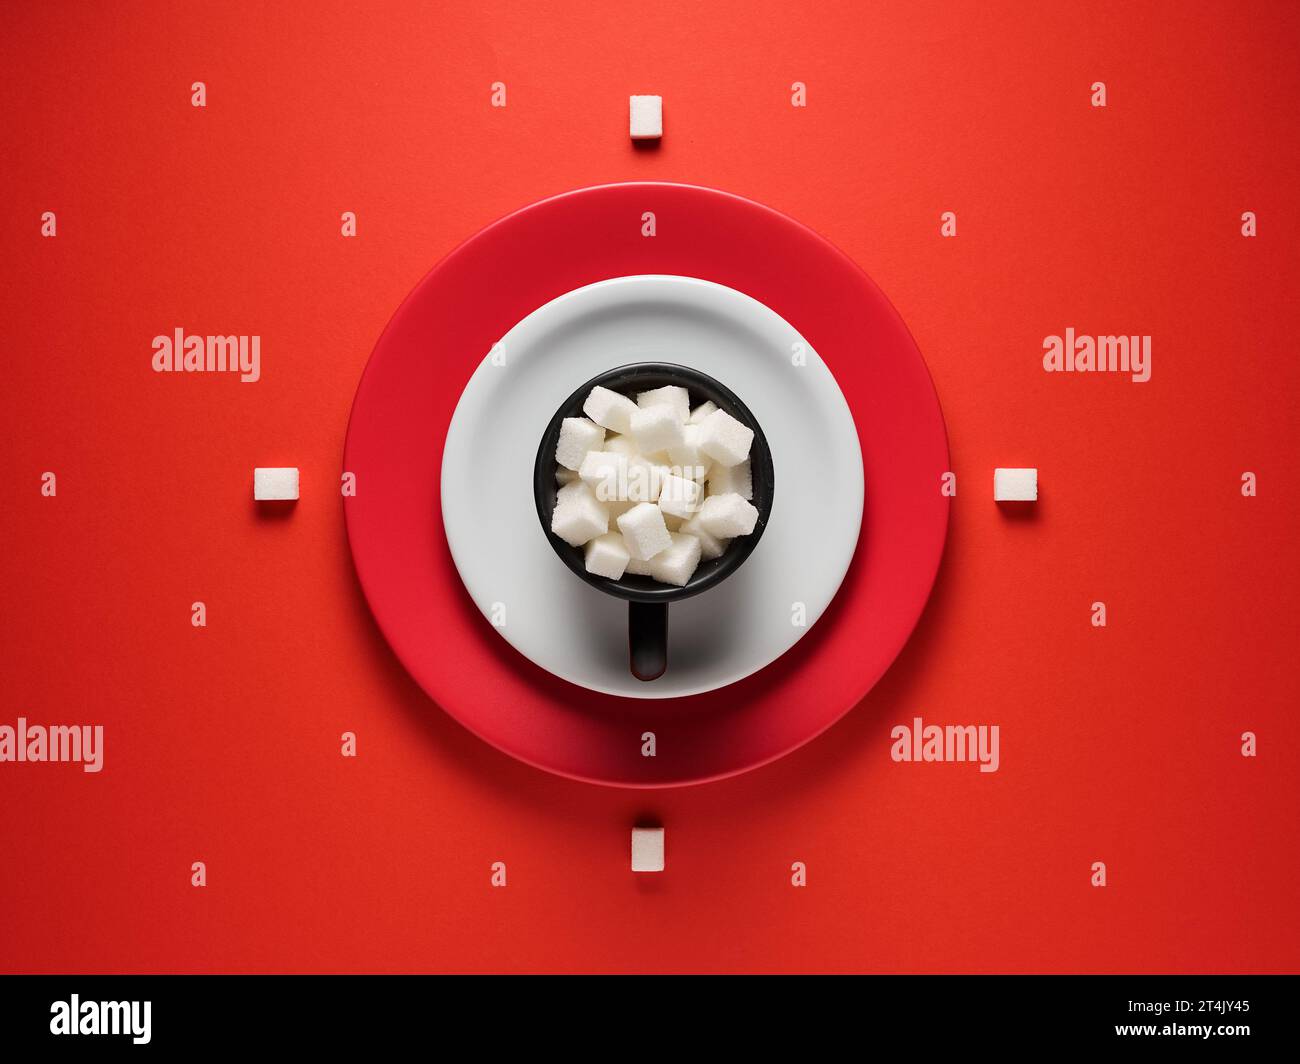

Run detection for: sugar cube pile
[[551, 381, 760, 586]]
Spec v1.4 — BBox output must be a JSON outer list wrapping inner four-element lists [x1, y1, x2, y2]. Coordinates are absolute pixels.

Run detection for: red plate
[[344, 182, 949, 787]]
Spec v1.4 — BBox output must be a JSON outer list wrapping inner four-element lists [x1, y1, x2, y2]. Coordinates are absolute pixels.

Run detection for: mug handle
[[628, 601, 667, 681]]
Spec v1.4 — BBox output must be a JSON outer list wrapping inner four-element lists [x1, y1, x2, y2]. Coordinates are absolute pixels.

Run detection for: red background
[[2, 0, 1297, 973]]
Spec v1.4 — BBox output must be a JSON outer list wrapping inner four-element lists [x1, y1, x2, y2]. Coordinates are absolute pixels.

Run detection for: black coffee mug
[[533, 363, 775, 682]]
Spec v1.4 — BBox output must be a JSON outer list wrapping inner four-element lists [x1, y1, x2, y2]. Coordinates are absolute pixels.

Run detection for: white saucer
[[440, 275, 863, 699]]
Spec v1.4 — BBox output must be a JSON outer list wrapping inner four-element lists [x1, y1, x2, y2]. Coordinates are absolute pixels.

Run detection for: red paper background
[[2, 0, 1297, 973]]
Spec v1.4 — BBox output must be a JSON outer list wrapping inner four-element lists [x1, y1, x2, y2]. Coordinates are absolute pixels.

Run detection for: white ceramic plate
[[441, 275, 863, 699]]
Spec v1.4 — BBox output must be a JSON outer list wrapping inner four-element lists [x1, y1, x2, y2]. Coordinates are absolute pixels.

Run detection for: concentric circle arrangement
[[441, 275, 863, 699], [344, 182, 949, 787]]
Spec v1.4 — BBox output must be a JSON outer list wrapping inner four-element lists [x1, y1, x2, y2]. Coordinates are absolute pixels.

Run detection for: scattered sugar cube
[[585, 532, 631, 580], [556, 417, 605, 471], [994, 467, 1038, 501], [680, 513, 728, 560], [616, 501, 672, 560], [650, 532, 702, 587], [555, 465, 578, 486], [696, 408, 754, 468], [631, 826, 664, 872], [630, 404, 685, 456], [551, 481, 609, 546], [658, 472, 703, 519], [583, 386, 639, 435], [697, 492, 758, 538], [254, 467, 299, 500], [579, 450, 631, 502], [688, 401, 718, 425], [707, 458, 751, 500], [629, 95, 662, 141], [637, 386, 690, 423]]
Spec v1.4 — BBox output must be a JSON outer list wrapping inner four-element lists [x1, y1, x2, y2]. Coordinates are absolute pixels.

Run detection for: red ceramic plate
[[344, 182, 949, 787]]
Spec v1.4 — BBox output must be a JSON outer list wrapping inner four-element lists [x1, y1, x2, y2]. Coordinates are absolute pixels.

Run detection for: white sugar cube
[[604, 434, 639, 457], [551, 481, 608, 546], [629, 95, 662, 141], [668, 424, 713, 480], [579, 450, 631, 502], [556, 417, 605, 471], [707, 458, 751, 500], [631, 826, 664, 872], [616, 501, 672, 561], [697, 409, 754, 468], [630, 404, 685, 455], [555, 465, 578, 486], [688, 400, 718, 425], [254, 467, 299, 500], [994, 467, 1038, 501], [680, 513, 728, 560], [697, 493, 758, 538], [658, 472, 703, 519], [583, 386, 639, 435], [584, 532, 631, 580], [625, 456, 667, 502], [650, 532, 702, 587], [625, 554, 655, 576], [637, 385, 690, 423]]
